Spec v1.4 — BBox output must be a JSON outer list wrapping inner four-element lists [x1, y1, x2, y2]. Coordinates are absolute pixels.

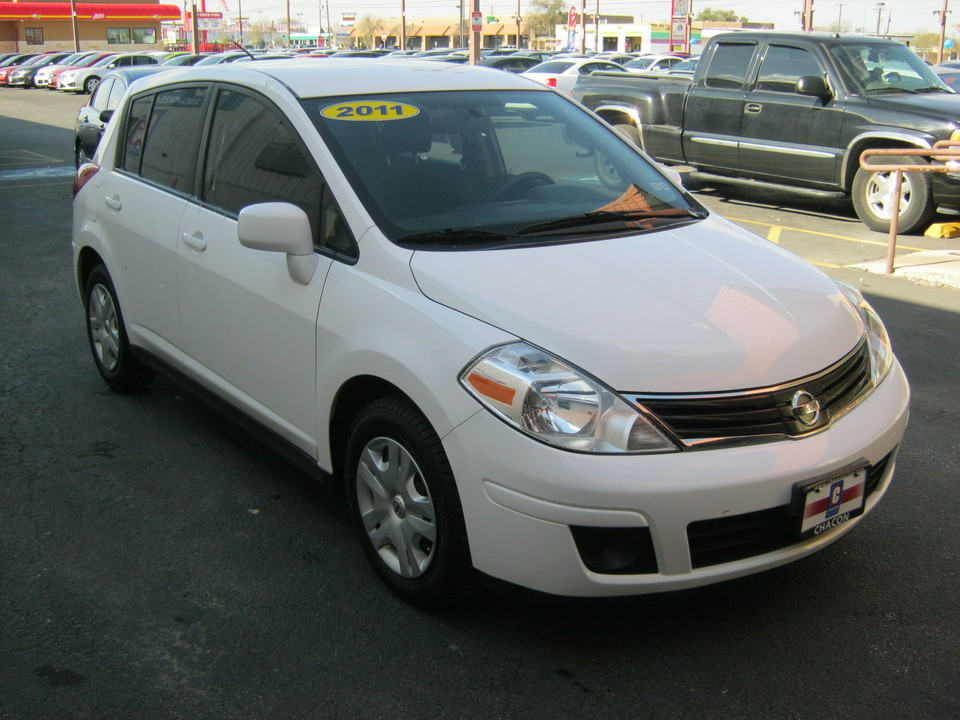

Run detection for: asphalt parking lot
[[2, 88, 959, 719]]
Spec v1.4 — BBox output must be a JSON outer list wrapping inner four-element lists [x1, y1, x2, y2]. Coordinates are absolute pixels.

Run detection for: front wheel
[[851, 156, 935, 234], [83, 76, 100, 94], [344, 397, 475, 608], [84, 265, 154, 392]]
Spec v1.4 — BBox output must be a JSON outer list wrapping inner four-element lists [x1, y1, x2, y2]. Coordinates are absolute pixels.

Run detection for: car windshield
[[828, 42, 950, 94], [305, 90, 703, 248]]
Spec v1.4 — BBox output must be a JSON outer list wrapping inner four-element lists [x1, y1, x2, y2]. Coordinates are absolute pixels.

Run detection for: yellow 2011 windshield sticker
[[321, 101, 420, 121]]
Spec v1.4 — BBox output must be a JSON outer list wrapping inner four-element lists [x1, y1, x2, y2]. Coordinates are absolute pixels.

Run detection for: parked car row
[[62, 47, 693, 171]]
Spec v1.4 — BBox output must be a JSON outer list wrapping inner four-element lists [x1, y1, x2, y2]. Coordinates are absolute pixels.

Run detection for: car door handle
[[104, 195, 122, 211], [182, 231, 207, 252], [745, 103, 763, 114]]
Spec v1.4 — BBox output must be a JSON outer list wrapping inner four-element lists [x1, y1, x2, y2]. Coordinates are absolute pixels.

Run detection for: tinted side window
[[703, 43, 756, 89], [756, 45, 823, 92], [203, 89, 322, 225], [121, 94, 152, 174], [203, 88, 355, 257], [138, 87, 207, 192]]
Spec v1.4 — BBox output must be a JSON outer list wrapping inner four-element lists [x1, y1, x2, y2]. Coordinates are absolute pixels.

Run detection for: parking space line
[[727, 217, 934, 253]]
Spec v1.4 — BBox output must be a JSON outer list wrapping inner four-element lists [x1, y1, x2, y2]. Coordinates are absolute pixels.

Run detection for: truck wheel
[[851, 156, 935, 234], [613, 123, 641, 148]]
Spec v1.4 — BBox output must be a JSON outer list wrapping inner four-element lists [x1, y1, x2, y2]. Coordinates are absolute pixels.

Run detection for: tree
[[527, 0, 566, 39], [696, 8, 748, 23], [354, 15, 384, 49]]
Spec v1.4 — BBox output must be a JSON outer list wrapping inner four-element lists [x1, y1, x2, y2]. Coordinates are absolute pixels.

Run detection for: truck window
[[703, 43, 755, 89], [755, 45, 824, 93]]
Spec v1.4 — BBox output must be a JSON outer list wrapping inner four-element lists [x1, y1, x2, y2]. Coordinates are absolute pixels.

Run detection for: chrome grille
[[626, 337, 872, 448]]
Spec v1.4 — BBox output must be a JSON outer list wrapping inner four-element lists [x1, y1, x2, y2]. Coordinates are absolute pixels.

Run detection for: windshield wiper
[[515, 208, 706, 236], [395, 228, 514, 247]]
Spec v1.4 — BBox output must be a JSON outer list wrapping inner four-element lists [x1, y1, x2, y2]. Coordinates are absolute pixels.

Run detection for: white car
[[34, 51, 101, 88], [59, 53, 158, 93], [624, 54, 690, 73], [73, 60, 909, 606], [522, 57, 628, 94]]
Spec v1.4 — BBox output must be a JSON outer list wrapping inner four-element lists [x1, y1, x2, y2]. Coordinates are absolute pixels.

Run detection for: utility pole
[[70, 0, 80, 51], [797, 0, 814, 31], [579, 0, 586, 54], [517, 0, 522, 51], [875, 3, 885, 35], [936, 1, 950, 64], [594, 0, 600, 52]]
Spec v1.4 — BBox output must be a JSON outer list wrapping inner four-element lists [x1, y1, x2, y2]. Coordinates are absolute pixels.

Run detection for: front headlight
[[837, 282, 893, 386], [460, 342, 678, 454]]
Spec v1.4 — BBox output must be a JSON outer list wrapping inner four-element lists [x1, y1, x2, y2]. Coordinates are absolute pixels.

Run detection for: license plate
[[795, 468, 866, 540]]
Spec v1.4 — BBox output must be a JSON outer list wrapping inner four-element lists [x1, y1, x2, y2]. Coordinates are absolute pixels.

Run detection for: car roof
[[126, 59, 546, 98], [99, 66, 172, 83]]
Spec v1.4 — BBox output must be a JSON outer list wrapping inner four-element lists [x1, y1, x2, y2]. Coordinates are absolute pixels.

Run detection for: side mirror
[[99, 109, 114, 124], [238, 202, 318, 285], [796, 75, 831, 100]]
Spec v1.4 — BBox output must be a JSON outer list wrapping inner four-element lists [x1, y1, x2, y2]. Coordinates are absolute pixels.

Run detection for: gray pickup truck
[[572, 32, 960, 233]]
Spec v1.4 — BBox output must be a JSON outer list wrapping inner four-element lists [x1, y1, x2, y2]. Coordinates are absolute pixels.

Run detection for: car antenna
[[231, 41, 256, 60]]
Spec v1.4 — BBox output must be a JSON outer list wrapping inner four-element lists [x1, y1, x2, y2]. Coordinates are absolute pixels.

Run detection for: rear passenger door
[[176, 85, 345, 453], [682, 40, 757, 171], [93, 84, 209, 359]]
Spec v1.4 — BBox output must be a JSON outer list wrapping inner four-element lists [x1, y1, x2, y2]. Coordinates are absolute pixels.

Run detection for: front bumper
[[443, 359, 909, 597]]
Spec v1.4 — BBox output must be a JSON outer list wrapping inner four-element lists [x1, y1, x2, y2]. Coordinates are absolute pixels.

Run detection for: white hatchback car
[[73, 60, 909, 606]]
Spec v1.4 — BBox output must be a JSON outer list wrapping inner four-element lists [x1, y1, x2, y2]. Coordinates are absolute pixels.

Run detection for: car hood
[[863, 91, 960, 119], [410, 216, 864, 393]]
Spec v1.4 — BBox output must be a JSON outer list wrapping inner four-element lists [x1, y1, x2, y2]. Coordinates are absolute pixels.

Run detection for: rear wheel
[[851, 155, 935, 234], [344, 397, 475, 608], [75, 143, 88, 169], [613, 123, 641, 148], [84, 265, 154, 392]]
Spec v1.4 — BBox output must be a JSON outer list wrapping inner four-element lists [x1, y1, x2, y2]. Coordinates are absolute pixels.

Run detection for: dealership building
[[0, 1, 180, 52]]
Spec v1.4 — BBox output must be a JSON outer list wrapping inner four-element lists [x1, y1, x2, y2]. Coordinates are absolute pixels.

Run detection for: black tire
[[75, 142, 88, 169], [612, 123, 641, 148], [83, 76, 100, 94], [83, 265, 154, 392], [593, 124, 641, 190], [851, 156, 935, 234], [344, 396, 475, 608]]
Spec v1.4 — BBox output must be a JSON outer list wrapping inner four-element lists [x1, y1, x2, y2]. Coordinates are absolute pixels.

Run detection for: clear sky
[[206, 1, 955, 37]]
